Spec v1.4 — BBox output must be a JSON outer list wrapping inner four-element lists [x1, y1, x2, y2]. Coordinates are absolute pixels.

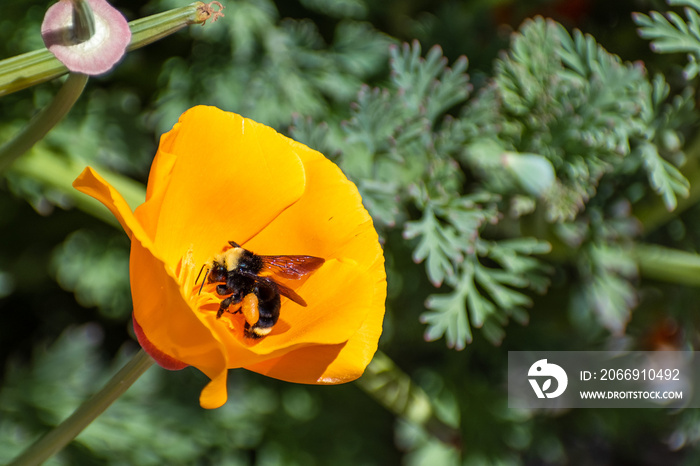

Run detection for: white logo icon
[[528, 359, 568, 399]]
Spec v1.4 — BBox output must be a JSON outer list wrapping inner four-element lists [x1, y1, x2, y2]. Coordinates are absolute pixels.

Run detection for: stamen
[[178, 247, 219, 311]]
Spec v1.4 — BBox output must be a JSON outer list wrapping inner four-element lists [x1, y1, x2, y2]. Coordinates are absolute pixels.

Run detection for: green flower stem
[[546, 234, 700, 288], [0, 48, 71, 98], [0, 72, 88, 173], [10, 145, 146, 222], [355, 351, 461, 446], [0, 2, 214, 97], [0, 0, 94, 172], [127, 1, 214, 51], [631, 243, 700, 287], [9, 349, 154, 466], [0, 0, 95, 172]]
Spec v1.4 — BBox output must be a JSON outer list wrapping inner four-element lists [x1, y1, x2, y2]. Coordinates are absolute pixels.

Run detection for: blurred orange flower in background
[[73, 106, 386, 409]]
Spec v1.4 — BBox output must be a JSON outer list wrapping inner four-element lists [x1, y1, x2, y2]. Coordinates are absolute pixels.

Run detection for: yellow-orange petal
[[134, 106, 307, 269], [244, 343, 347, 382], [132, 315, 187, 370], [74, 106, 387, 406], [240, 132, 387, 373], [230, 259, 374, 356], [199, 368, 229, 409], [74, 167, 231, 406], [244, 140, 381, 272], [145, 144, 176, 203], [72, 167, 136, 240], [129, 240, 227, 375], [245, 254, 386, 384], [314, 255, 387, 383], [137, 149, 177, 239]]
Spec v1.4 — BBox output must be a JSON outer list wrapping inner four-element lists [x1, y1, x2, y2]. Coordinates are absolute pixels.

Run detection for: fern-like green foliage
[[634, 0, 700, 79], [456, 17, 693, 339], [0, 328, 256, 464], [466, 18, 689, 219], [294, 17, 695, 349], [0, 326, 393, 465], [293, 41, 552, 349], [152, 0, 392, 131]]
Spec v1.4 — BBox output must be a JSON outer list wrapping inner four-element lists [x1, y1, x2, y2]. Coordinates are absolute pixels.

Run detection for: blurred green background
[[3, 0, 700, 464]]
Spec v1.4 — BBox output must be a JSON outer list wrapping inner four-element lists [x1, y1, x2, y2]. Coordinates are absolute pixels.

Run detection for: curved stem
[[0, 0, 95, 172], [355, 351, 461, 447], [8, 349, 154, 466], [0, 72, 88, 173]]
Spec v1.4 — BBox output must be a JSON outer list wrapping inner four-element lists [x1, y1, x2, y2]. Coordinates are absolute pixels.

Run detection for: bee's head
[[196, 258, 226, 295], [208, 261, 228, 283], [197, 243, 246, 295]]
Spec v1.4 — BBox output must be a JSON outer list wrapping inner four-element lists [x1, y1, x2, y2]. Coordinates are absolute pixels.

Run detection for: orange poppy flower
[[73, 106, 386, 409]]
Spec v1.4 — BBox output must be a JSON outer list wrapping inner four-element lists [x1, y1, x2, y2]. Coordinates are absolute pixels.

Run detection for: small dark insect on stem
[[196, 265, 208, 295]]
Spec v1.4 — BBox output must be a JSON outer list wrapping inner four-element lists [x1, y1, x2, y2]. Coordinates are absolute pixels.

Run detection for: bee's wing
[[274, 281, 308, 307], [260, 255, 325, 280], [241, 273, 309, 307]]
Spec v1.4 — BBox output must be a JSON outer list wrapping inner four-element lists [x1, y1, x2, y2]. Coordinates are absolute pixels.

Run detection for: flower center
[[176, 248, 251, 340], [176, 247, 221, 314]]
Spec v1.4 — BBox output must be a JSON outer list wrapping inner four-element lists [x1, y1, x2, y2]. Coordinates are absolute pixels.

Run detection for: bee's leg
[[240, 293, 260, 328], [244, 287, 280, 339], [216, 295, 234, 319]]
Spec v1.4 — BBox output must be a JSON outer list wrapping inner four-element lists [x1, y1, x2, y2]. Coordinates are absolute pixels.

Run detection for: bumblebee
[[198, 241, 324, 339]]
